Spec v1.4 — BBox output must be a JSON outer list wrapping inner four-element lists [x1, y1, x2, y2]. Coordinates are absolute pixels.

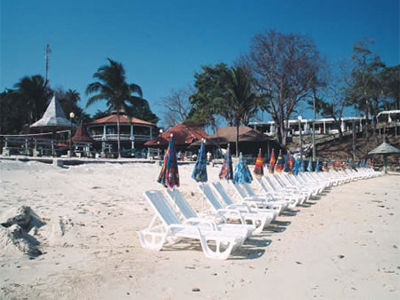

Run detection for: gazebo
[[30, 95, 71, 129], [368, 142, 400, 174], [71, 124, 94, 157]]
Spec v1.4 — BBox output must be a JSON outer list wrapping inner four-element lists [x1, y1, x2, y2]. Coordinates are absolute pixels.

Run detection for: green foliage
[[0, 89, 29, 134], [0, 75, 52, 134], [188, 63, 231, 127], [346, 40, 386, 115], [125, 98, 159, 124], [56, 89, 91, 124], [379, 65, 400, 110], [86, 58, 158, 123]]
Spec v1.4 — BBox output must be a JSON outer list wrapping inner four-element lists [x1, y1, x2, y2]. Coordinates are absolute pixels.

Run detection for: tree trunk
[[337, 119, 343, 139], [364, 105, 369, 153], [352, 119, 356, 161], [235, 120, 239, 158], [117, 111, 121, 159]]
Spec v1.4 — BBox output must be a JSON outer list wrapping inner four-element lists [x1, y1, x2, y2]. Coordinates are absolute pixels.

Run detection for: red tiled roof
[[88, 114, 156, 126], [145, 123, 208, 147], [72, 124, 94, 143]]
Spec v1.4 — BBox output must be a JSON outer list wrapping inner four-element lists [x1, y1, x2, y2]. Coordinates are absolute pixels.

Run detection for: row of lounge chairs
[[138, 168, 382, 260]]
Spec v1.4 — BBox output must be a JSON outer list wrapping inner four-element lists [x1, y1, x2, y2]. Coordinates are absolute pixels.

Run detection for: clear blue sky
[[1, 0, 399, 125]]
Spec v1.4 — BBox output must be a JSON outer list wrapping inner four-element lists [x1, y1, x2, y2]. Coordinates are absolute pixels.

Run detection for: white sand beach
[[0, 160, 399, 299]]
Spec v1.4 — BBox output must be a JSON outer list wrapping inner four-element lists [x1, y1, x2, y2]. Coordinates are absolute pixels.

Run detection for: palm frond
[[129, 83, 143, 97], [86, 94, 108, 108]]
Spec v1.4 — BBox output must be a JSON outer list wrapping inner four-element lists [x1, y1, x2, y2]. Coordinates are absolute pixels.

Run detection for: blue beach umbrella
[[358, 159, 364, 168], [192, 139, 208, 183], [293, 159, 300, 175], [307, 157, 313, 172], [233, 153, 253, 184], [299, 158, 305, 173], [219, 144, 233, 180], [349, 159, 353, 170], [157, 134, 179, 189], [315, 159, 321, 172]]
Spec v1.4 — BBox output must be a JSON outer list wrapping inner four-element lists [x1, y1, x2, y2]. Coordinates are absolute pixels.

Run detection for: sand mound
[[0, 206, 45, 257]]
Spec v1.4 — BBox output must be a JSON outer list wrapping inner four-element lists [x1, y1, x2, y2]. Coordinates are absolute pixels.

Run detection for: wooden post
[[352, 119, 356, 161]]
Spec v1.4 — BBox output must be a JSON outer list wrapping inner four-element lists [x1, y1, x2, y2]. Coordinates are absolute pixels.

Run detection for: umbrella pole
[[384, 155, 388, 174]]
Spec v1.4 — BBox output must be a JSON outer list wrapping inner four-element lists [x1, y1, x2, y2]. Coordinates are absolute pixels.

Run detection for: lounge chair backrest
[[144, 190, 182, 226], [231, 182, 247, 199], [242, 183, 256, 197], [165, 188, 197, 220], [212, 182, 234, 206], [264, 176, 278, 191], [255, 177, 269, 193], [272, 175, 285, 188], [198, 184, 224, 210], [284, 174, 296, 185]]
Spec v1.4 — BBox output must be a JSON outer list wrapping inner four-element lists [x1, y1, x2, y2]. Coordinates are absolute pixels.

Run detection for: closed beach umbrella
[[300, 158, 305, 173], [307, 157, 313, 172], [322, 161, 328, 172], [233, 153, 253, 184], [219, 144, 233, 180], [274, 150, 284, 172], [283, 154, 290, 173], [157, 134, 180, 188], [348, 159, 353, 170], [293, 159, 300, 175], [253, 148, 264, 177], [192, 139, 208, 183], [287, 154, 294, 173], [269, 149, 276, 173], [358, 159, 364, 168], [315, 159, 321, 172], [329, 160, 335, 171]]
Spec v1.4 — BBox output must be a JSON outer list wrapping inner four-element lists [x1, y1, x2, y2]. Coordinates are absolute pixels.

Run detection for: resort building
[[86, 110, 157, 156], [249, 116, 368, 137]]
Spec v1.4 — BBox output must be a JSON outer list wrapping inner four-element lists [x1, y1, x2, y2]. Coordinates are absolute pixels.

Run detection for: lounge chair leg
[[137, 230, 167, 251], [197, 229, 235, 260]]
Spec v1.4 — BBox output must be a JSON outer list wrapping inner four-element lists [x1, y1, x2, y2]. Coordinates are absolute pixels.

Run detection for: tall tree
[[379, 65, 400, 110], [243, 30, 323, 146], [347, 40, 386, 148], [14, 75, 51, 124], [310, 62, 351, 139], [86, 58, 144, 158], [56, 89, 91, 124], [217, 66, 261, 156], [162, 86, 193, 128], [188, 64, 231, 129]]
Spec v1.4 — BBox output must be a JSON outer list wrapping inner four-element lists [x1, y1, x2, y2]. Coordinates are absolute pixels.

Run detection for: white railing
[[90, 134, 152, 141]]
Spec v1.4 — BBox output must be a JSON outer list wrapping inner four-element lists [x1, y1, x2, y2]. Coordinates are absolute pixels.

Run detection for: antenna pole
[[45, 44, 51, 87]]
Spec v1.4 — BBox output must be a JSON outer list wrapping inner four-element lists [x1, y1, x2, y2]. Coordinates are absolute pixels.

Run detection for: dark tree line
[[162, 30, 399, 149], [0, 59, 160, 136]]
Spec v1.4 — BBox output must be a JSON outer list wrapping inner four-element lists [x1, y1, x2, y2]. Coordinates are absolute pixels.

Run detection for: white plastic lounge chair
[[259, 177, 305, 207], [198, 184, 273, 234], [231, 181, 289, 213], [165, 188, 255, 238], [138, 190, 245, 260], [211, 182, 279, 220], [272, 174, 316, 198], [251, 178, 300, 207]]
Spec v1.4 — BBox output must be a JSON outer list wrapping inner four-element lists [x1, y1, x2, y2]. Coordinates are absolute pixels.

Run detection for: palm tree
[[217, 67, 260, 157], [86, 58, 143, 158], [14, 75, 51, 124]]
